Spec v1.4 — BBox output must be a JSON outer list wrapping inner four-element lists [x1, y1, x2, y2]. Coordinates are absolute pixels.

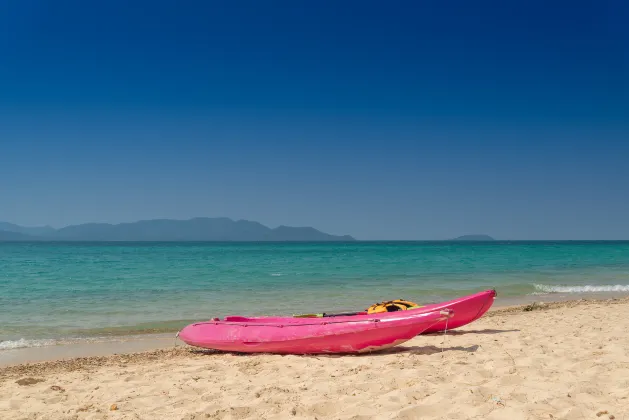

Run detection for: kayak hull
[[224, 289, 496, 334], [178, 309, 452, 354], [407, 289, 496, 333]]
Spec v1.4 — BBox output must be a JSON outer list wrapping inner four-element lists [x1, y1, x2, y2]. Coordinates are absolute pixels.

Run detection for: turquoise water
[[2, 241, 629, 349]]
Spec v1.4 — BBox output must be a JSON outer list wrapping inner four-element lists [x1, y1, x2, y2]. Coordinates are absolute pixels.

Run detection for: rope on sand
[[441, 315, 449, 354]]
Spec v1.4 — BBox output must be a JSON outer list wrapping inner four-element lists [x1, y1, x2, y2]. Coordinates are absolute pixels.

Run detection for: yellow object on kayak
[[366, 299, 421, 314]]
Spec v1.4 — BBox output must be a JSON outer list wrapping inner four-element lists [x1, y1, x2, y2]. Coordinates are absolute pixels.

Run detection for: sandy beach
[[1, 298, 628, 420]]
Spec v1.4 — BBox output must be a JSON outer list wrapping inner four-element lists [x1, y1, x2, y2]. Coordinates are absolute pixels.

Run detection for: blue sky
[[1, 0, 627, 240]]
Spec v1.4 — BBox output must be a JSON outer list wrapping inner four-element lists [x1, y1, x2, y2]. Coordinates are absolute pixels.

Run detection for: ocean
[[2, 241, 629, 350]]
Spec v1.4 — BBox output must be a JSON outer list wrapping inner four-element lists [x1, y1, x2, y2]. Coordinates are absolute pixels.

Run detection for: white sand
[[1, 298, 628, 419]]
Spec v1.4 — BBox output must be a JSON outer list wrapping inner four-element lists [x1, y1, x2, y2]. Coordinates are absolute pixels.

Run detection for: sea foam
[[0, 338, 57, 350], [534, 284, 629, 293]]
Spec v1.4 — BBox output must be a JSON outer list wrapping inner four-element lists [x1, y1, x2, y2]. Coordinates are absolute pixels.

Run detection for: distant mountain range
[[0, 221, 57, 237], [0, 218, 355, 242]]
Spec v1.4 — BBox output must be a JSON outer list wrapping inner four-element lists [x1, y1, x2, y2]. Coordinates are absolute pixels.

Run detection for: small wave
[[534, 284, 629, 293], [0, 338, 57, 350], [270, 273, 282, 276]]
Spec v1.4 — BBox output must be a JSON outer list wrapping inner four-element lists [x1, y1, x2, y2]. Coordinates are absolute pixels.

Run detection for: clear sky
[[1, 0, 627, 240]]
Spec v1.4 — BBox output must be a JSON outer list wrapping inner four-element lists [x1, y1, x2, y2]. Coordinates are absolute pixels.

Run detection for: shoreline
[[2, 293, 629, 369]]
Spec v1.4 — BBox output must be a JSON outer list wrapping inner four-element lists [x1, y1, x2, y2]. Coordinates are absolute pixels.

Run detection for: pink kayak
[[178, 308, 453, 354], [223, 289, 496, 334]]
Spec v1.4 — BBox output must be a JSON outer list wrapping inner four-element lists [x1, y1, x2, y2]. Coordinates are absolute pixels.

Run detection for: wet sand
[[0, 334, 176, 368]]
